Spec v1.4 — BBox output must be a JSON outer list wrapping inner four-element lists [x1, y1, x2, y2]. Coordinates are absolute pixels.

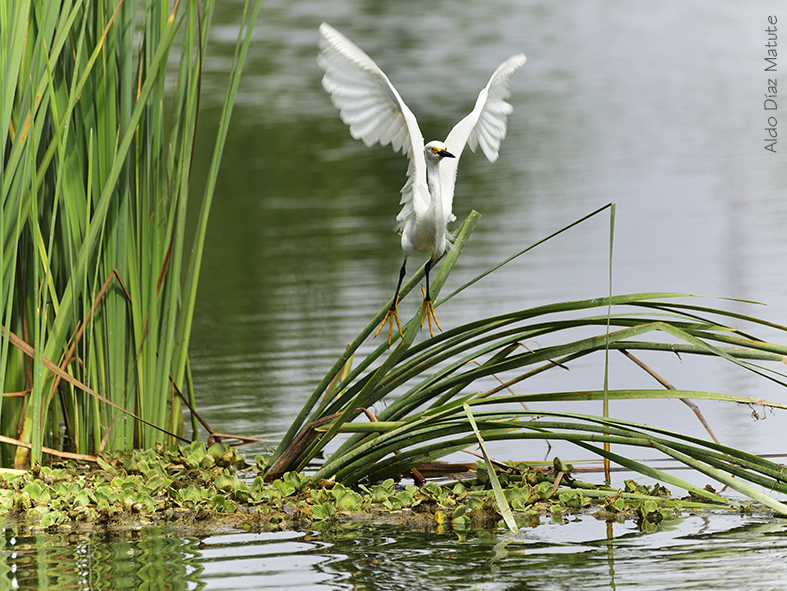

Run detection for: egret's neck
[[426, 159, 444, 224]]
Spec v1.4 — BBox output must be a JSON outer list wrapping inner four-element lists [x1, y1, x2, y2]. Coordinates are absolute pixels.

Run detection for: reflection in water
[[605, 520, 617, 591], [317, 515, 787, 591], [1, 527, 203, 590], [198, 530, 342, 589], [2, 513, 787, 589]]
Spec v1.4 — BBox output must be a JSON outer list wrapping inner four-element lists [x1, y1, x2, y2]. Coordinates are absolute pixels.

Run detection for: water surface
[[163, 1, 787, 588], [190, 1, 787, 469], [6, 513, 787, 589]]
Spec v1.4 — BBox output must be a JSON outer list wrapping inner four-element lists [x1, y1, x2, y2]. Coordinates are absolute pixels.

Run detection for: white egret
[[317, 23, 526, 343]]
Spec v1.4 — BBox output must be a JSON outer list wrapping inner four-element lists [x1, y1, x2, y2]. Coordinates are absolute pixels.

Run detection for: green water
[[2, 526, 201, 589]]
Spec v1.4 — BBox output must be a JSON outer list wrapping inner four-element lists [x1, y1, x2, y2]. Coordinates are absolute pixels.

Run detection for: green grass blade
[[652, 442, 787, 514], [440, 203, 613, 306], [464, 402, 518, 532], [267, 212, 481, 472]]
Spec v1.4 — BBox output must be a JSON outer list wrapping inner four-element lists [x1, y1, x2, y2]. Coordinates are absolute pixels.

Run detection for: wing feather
[[318, 25, 525, 245], [439, 54, 526, 222], [318, 23, 427, 224]]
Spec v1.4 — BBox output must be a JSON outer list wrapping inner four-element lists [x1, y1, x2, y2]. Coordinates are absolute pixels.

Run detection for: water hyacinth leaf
[[312, 502, 337, 521]]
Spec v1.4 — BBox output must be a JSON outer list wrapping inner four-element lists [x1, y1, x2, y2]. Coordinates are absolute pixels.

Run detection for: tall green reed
[[0, 0, 260, 467]]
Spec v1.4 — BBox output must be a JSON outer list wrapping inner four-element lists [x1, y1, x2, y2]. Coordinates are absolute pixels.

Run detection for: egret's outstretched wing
[[318, 23, 427, 222], [440, 54, 527, 220]]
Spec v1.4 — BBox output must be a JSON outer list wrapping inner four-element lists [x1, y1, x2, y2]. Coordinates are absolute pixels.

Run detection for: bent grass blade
[[464, 403, 518, 533]]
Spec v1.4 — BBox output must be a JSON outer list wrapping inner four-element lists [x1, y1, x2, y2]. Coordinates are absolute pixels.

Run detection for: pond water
[[5, 512, 787, 589], [190, 0, 787, 470], [29, 0, 787, 588]]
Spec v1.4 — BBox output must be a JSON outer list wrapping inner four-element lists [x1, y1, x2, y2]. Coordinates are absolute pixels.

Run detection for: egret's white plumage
[[318, 23, 526, 342]]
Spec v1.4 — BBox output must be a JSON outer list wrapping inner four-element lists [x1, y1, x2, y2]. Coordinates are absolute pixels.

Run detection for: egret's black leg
[[394, 259, 407, 306], [424, 259, 433, 302], [420, 258, 442, 337], [375, 259, 406, 345]]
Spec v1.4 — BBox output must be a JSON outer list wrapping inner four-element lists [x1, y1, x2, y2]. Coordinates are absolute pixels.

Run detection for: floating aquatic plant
[[0, 442, 716, 533]]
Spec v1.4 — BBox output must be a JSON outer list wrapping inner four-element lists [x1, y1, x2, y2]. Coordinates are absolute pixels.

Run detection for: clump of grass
[[1, 0, 261, 467], [266, 206, 787, 514]]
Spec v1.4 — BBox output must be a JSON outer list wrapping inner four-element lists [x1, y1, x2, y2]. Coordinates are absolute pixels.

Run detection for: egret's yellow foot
[[419, 286, 442, 338], [374, 296, 403, 345]]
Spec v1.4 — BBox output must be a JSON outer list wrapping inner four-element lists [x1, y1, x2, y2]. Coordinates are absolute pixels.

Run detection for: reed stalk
[[0, 0, 260, 467]]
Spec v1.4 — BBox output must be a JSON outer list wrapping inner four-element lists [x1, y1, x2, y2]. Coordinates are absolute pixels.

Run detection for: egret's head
[[425, 141, 455, 162]]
